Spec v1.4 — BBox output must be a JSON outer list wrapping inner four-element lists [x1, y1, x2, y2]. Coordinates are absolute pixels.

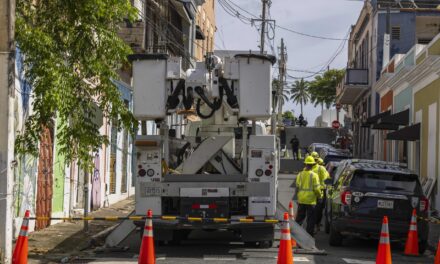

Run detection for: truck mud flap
[[276, 202, 325, 254]]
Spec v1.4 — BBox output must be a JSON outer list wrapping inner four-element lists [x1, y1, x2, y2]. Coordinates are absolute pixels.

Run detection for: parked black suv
[[326, 160, 429, 253], [319, 148, 352, 164]]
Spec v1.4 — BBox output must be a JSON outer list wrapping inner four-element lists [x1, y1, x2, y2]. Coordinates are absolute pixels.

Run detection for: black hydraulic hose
[[194, 86, 217, 109], [219, 78, 238, 108], [166, 79, 185, 110], [183, 88, 194, 110], [196, 98, 216, 119]]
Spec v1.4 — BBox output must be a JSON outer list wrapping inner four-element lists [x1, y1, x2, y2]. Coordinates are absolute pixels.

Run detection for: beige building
[[195, 0, 216, 61]]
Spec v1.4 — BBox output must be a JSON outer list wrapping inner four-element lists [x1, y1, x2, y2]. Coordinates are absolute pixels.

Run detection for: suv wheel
[[419, 240, 428, 254], [329, 225, 343, 247]]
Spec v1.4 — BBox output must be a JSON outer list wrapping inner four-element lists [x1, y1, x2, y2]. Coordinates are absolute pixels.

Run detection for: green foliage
[[308, 69, 345, 109], [282, 111, 295, 121], [289, 78, 310, 115], [15, 0, 138, 169]]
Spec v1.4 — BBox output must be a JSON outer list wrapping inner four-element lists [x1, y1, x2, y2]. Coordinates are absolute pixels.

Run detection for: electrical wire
[[218, 0, 354, 41]]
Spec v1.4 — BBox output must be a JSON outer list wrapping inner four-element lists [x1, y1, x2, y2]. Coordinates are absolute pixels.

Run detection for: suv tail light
[[341, 190, 352, 205], [420, 197, 429, 212]]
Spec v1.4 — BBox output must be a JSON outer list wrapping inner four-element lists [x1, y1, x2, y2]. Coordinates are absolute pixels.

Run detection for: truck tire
[[329, 225, 343, 247], [258, 240, 273, 248]]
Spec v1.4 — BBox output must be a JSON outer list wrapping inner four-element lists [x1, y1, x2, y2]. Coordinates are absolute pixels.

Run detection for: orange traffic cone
[[138, 210, 155, 264], [277, 212, 293, 264], [287, 202, 297, 248], [404, 209, 419, 256], [434, 236, 440, 264], [12, 210, 30, 264], [289, 201, 295, 220], [376, 216, 392, 264]]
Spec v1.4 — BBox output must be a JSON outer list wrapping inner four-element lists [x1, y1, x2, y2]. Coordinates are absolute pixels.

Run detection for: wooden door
[[35, 127, 54, 230]]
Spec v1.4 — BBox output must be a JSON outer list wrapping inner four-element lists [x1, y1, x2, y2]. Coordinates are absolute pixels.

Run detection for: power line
[[276, 25, 351, 41], [218, 0, 353, 41]]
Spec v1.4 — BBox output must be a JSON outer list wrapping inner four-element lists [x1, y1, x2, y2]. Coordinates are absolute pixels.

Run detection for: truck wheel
[[244, 241, 258, 248], [419, 240, 428, 254], [329, 225, 343, 247], [258, 240, 273, 248]]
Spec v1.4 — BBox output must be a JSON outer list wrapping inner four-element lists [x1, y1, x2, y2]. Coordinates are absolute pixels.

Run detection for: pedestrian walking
[[290, 135, 300, 160], [310, 152, 330, 232], [295, 156, 322, 236]]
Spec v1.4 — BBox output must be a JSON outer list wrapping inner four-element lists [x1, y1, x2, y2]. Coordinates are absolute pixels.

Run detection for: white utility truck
[[129, 52, 279, 247]]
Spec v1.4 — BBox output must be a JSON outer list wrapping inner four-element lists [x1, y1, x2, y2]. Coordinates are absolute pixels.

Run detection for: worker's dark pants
[[315, 196, 326, 227], [295, 204, 316, 236], [292, 147, 299, 159]]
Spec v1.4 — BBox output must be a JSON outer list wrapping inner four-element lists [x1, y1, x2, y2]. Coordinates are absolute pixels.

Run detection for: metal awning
[[378, 109, 409, 126], [366, 110, 391, 125], [386, 123, 420, 141], [195, 25, 205, 40]]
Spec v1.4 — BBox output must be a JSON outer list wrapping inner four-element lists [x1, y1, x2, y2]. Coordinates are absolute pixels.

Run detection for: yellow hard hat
[[304, 156, 316, 165], [318, 158, 324, 165], [311, 151, 319, 159]]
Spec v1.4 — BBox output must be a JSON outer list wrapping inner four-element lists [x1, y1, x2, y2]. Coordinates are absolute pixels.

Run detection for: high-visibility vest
[[313, 164, 330, 190], [296, 170, 321, 205]]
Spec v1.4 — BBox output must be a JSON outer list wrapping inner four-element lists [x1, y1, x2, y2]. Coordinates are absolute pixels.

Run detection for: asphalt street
[[81, 174, 434, 263]]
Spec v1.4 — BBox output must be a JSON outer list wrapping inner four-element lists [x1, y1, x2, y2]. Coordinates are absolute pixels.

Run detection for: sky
[[214, 0, 364, 123]]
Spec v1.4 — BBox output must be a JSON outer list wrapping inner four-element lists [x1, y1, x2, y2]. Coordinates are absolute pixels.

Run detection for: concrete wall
[[284, 127, 336, 149]]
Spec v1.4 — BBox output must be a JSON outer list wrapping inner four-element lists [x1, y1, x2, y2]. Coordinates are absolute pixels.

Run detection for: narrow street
[[28, 175, 436, 263]]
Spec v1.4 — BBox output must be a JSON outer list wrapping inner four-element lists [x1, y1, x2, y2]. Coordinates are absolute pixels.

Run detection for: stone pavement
[[28, 197, 135, 263]]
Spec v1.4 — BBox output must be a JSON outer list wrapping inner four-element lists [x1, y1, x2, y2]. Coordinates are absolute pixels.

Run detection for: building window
[[418, 38, 431, 45], [391, 26, 400, 40]]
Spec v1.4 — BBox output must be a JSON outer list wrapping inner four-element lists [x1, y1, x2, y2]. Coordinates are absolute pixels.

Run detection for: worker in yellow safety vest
[[310, 151, 330, 231], [295, 156, 322, 236]]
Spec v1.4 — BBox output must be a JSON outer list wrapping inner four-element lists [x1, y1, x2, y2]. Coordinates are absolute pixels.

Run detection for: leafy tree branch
[[15, 0, 138, 169]]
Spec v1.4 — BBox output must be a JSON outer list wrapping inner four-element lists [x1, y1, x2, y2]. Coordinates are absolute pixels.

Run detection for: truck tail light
[[420, 197, 429, 212], [191, 203, 218, 209], [341, 190, 352, 205]]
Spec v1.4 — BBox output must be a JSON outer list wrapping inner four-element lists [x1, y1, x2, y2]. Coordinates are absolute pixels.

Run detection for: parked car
[[320, 148, 352, 164], [308, 143, 334, 155], [326, 159, 429, 253]]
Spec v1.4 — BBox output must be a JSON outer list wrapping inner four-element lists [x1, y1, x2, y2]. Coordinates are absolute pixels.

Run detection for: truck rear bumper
[[134, 219, 276, 242]]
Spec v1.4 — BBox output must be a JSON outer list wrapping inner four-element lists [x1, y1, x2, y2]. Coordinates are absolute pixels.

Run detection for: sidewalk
[[28, 196, 135, 263]]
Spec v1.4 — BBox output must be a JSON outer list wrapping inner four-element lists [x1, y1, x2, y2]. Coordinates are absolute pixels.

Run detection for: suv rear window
[[350, 171, 423, 194]]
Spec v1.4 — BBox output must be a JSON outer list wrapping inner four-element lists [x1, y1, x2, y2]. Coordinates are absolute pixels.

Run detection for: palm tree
[[272, 79, 290, 112], [290, 78, 310, 116]]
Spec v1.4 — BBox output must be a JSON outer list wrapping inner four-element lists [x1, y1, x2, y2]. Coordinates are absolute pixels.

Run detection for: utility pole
[[277, 38, 287, 117], [260, 0, 268, 54], [252, 0, 274, 55], [0, 0, 16, 262]]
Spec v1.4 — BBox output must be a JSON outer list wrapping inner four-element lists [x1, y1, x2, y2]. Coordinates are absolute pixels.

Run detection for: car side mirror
[[324, 178, 332, 185]]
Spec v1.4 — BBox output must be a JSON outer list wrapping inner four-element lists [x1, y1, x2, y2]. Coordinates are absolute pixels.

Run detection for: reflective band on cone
[[277, 212, 293, 264], [289, 201, 295, 220], [12, 210, 30, 264], [138, 210, 155, 264], [404, 209, 419, 256], [376, 216, 392, 264]]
